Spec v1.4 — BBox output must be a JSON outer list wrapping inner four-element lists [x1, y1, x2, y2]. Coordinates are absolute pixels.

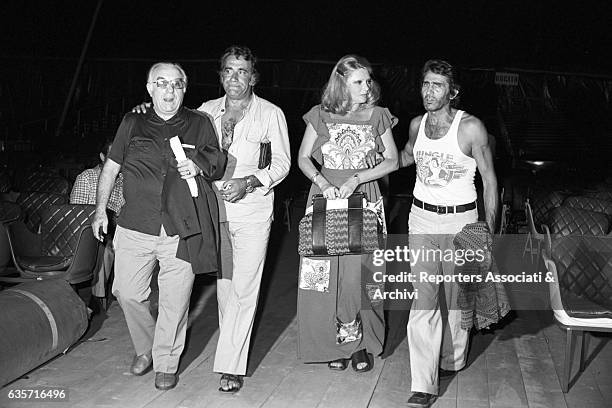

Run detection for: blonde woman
[[297, 55, 398, 372]]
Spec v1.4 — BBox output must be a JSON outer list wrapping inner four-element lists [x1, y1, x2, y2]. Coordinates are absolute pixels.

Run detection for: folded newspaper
[[169, 136, 198, 197]]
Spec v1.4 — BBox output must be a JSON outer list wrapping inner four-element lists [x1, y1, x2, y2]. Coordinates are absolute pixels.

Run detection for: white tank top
[[412, 110, 477, 205]]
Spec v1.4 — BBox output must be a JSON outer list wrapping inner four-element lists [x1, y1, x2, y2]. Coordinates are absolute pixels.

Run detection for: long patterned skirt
[[297, 168, 385, 362]]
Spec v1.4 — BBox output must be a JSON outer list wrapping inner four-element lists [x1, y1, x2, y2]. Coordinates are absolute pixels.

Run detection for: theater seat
[[523, 199, 545, 270], [547, 206, 610, 238], [563, 196, 612, 218], [530, 190, 567, 228], [4, 204, 98, 285], [586, 190, 612, 203], [16, 169, 68, 194], [24, 176, 71, 196], [542, 235, 612, 392], [16, 191, 67, 233]]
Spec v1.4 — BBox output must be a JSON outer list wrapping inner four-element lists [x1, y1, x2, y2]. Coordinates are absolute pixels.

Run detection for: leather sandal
[[328, 358, 350, 371], [351, 349, 373, 373], [218, 373, 243, 394]]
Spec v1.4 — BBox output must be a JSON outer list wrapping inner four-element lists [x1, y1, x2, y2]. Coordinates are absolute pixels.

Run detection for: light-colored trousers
[[407, 204, 477, 395], [112, 225, 194, 374], [214, 220, 271, 375]]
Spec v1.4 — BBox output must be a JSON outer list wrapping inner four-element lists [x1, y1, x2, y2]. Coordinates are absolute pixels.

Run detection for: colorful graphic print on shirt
[[415, 151, 469, 187]]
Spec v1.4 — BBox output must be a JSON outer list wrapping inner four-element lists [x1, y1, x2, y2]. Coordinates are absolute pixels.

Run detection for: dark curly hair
[[422, 59, 461, 107], [219, 45, 259, 86]]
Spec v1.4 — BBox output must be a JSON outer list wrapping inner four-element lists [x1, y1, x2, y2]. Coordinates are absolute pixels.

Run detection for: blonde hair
[[321, 55, 380, 115]]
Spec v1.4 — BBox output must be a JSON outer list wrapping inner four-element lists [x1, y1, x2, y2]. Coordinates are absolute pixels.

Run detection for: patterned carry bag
[[298, 192, 382, 257]]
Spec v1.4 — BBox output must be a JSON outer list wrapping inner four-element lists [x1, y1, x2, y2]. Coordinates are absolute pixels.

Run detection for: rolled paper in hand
[[169, 136, 198, 197]]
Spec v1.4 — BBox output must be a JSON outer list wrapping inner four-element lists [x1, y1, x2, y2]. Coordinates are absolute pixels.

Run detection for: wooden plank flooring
[[1, 224, 611, 408]]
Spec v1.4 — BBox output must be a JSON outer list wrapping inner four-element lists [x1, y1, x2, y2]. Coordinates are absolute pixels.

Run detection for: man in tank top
[[399, 60, 498, 407]]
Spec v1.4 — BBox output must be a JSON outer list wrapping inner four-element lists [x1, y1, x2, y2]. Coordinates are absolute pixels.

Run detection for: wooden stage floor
[[1, 221, 611, 408]]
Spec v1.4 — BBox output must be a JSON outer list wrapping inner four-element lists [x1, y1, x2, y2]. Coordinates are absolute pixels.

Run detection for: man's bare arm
[[469, 119, 498, 232], [92, 159, 121, 240], [398, 116, 421, 168]]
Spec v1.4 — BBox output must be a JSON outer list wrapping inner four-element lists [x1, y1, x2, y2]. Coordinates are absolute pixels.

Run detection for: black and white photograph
[[1, 1, 611, 407]]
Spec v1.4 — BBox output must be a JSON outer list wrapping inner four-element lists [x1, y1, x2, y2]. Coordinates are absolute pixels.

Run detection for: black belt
[[413, 198, 476, 214]]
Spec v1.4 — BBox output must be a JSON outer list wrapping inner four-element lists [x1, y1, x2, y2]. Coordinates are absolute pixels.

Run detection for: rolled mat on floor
[[0, 279, 88, 387]]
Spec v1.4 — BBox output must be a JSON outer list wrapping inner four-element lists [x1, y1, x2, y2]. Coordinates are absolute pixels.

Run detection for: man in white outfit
[[198, 45, 291, 393], [399, 59, 498, 407]]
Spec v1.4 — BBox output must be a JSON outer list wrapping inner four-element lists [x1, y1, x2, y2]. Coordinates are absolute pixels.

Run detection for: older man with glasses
[[93, 62, 226, 390]]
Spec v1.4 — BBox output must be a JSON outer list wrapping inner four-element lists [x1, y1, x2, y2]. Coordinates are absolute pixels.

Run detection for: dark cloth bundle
[[298, 192, 381, 257], [258, 142, 271, 169], [453, 221, 511, 330]]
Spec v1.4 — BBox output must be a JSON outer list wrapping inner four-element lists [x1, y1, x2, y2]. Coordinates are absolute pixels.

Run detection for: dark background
[[4, 0, 611, 72], [2, 0, 612, 195]]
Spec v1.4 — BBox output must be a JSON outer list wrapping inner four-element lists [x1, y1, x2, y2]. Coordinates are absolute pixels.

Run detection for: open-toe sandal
[[351, 349, 373, 373], [328, 358, 350, 371], [218, 373, 243, 394]]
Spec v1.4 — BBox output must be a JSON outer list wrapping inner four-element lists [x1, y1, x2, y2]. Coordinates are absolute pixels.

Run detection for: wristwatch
[[244, 176, 255, 193]]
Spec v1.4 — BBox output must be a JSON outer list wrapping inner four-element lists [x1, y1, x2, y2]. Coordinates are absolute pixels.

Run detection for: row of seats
[[5, 204, 97, 284], [1, 170, 98, 290], [530, 189, 612, 229], [3, 170, 73, 235], [525, 192, 612, 264], [525, 189, 612, 392]]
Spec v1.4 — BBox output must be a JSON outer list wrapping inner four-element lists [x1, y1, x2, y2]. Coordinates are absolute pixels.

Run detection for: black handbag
[[258, 142, 271, 169], [298, 192, 382, 256]]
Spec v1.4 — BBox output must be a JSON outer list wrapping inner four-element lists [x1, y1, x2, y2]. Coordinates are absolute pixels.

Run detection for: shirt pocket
[[244, 120, 268, 144], [127, 137, 155, 157]]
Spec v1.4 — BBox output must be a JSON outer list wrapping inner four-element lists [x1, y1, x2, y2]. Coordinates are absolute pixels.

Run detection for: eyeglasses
[[149, 78, 186, 89]]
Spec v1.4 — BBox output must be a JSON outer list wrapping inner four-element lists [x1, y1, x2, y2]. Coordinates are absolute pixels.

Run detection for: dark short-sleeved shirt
[[108, 107, 219, 236]]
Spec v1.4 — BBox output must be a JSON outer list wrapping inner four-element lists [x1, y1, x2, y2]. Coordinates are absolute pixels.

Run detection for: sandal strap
[[329, 358, 348, 368], [220, 374, 243, 386], [351, 350, 373, 371]]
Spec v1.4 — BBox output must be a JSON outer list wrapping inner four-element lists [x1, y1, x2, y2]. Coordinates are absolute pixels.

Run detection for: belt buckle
[[436, 206, 447, 214]]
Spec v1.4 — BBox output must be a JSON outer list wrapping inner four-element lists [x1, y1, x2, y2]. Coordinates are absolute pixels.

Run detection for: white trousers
[[214, 220, 271, 375], [407, 205, 477, 395], [112, 225, 194, 374]]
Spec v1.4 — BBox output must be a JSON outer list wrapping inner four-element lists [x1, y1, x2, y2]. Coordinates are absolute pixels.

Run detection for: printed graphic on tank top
[[415, 152, 469, 187], [412, 110, 477, 206]]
